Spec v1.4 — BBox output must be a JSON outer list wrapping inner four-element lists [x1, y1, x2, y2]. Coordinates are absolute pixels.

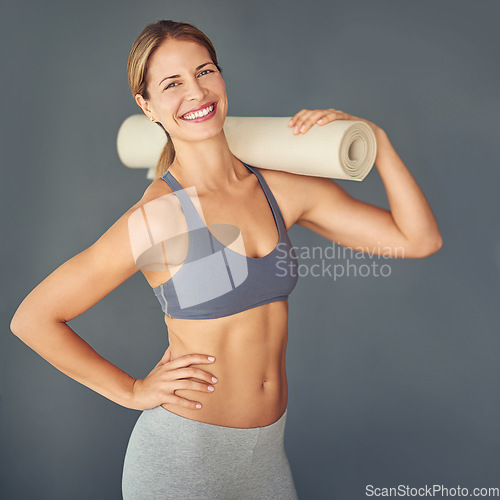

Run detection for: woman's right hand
[[129, 346, 218, 411]]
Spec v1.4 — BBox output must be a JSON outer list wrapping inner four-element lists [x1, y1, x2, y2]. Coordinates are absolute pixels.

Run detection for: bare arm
[[369, 127, 442, 255], [286, 108, 442, 258], [10, 188, 219, 411], [10, 206, 141, 408]]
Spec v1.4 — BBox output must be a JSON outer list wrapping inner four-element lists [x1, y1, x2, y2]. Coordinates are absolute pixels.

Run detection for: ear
[[135, 93, 155, 120]]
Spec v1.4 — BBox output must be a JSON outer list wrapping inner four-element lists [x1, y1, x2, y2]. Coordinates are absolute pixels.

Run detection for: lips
[[180, 102, 215, 119]]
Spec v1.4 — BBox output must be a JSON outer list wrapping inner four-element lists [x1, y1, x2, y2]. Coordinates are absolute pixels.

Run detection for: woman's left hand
[[288, 108, 381, 136]]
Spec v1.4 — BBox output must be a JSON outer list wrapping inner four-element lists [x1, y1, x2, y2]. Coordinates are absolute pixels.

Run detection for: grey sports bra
[[153, 161, 299, 319]]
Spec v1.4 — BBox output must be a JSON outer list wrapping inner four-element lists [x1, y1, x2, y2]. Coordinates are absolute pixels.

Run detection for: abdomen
[[161, 300, 290, 428]]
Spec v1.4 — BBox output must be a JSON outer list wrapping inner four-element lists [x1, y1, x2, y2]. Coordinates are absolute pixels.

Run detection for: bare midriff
[[160, 299, 289, 429]]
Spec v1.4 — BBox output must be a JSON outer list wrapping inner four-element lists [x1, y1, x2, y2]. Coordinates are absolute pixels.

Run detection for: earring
[[150, 116, 156, 122]]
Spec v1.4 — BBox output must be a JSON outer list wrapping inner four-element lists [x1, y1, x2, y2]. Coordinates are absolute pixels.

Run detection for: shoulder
[[126, 176, 187, 232], [129, 177, 183, 216], [136, 177, 173, 206], [95, 177, 184, 252], [251, 165, 344, 228]]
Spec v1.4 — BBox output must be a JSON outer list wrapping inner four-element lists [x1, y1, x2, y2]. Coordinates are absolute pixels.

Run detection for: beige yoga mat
[[117, 114, 377, 180]]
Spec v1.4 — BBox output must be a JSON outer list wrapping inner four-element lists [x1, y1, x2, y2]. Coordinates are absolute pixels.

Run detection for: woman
[[10, 19, 442, 499]]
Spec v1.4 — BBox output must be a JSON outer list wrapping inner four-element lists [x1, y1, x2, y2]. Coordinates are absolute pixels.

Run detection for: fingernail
[[208, 386, 215, 391], [293, 126, 299, 134], [288, 119, 293, 126], [300, 125, 306, 132], [196, 403, 202, 408], [208, 356, 215, 361], [212, 376, 218, 383], [317, 119, 324, 124]]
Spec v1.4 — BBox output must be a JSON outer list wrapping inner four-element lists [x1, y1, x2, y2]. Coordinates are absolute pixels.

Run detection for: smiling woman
[[128, 21, 226, 180], [10, 17, 441, 500], [119, 21, 301, 499]]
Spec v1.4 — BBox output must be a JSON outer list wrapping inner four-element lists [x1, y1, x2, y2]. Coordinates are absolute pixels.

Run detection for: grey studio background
[[1, 0, 499, 499]]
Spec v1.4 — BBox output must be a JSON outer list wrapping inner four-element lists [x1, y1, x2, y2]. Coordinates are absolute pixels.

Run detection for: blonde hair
[[127, 20, 223, 180]]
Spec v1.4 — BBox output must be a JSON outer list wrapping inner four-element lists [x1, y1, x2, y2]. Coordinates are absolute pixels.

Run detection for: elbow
[[411, 232, 443, 258], [11, 294, 45, 338], [11, 296, 64, 339], [10, 310, 29, 338], [11, 301, 63, 338], [10, 314, 23, 337], [425, 231, 443, 256], [434, 233, 443, 253], [11, 297, 29, 336], [10, 307, 40, 339]]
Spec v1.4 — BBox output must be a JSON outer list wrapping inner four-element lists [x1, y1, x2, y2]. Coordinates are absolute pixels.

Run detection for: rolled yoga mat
[[117, 114, 377, 181]]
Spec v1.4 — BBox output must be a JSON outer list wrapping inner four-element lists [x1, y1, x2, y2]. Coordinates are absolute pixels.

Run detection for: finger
[[161, 396, 204, 410], [292, 110, 332, 135], [297, 110, 332, 133], [288, 109, 311, 128], [166, 366, 218, 384], [326, 109, 352, 120], [316, 110, 338, 125], [290, 108, 346, 128], [166, 353, 216, 371], [318, 109, 354, 126], [157, 345, 172, 365], [172, 379, 216, 393], [288, 108, 311, 125]]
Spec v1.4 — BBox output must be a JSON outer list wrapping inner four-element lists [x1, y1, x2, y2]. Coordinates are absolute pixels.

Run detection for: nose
[[185, 77, 207, 101]]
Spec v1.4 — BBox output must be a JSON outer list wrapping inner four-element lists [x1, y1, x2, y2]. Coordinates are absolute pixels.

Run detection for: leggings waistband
[[148, 406, 288, 446]]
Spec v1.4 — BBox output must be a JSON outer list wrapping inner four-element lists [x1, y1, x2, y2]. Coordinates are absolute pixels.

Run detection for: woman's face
[[136, 38, 227, 145]]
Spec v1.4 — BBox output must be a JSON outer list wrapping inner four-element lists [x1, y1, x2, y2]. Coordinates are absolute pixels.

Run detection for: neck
[[168, 131, 246, 192]]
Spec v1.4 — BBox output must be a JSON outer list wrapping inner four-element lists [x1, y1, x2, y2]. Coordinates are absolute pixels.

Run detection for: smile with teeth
[[182, 104, 215, 120]]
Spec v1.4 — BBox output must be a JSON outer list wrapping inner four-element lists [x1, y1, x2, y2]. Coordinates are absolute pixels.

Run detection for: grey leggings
[[122, 405, 298, 499]]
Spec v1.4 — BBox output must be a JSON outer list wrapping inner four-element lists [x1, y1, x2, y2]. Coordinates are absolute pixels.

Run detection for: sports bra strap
[[162, 171, 206, 231]]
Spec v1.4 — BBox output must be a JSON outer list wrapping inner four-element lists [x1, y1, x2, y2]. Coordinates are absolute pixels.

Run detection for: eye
[[164, 69, 215, 90]]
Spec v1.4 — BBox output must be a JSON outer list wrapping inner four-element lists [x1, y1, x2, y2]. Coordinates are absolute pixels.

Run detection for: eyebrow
[[158, 62, 215, 86]]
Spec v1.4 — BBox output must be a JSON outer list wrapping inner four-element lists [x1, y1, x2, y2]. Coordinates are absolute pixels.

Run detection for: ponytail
[[154, 130, 175, 180]]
